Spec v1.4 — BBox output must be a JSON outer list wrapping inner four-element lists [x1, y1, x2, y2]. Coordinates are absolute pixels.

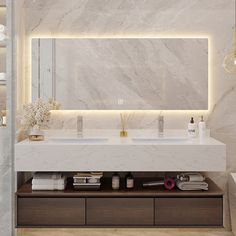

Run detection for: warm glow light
[[28, 34, 212, 114]]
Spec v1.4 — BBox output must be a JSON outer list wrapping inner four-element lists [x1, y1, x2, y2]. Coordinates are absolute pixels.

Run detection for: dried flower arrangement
[[21, 98, 60, 141]]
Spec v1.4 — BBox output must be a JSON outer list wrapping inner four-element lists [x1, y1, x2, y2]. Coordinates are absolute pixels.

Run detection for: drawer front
[[17, 197, 85, 226], [155, 197, 223, 226], [87, 198, 154, 226]]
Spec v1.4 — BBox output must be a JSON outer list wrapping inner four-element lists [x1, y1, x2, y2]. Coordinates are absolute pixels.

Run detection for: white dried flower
[[21, 99, 52, 130]]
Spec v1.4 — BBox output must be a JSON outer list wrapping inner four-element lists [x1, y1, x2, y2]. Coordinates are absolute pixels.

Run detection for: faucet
[[158, 114, 164, 136], [77, 116, 83, 137]]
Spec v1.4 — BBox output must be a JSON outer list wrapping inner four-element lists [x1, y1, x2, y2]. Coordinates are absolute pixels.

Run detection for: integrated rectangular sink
[[132, 137, 189, 143], [15, 129, 226, 172], [49, 137, 108, 143]]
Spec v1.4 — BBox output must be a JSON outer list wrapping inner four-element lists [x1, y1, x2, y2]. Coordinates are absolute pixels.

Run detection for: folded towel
[[176, 180, 208, 191], [32, 177, 66, 186], [32, 183, 65, 191], [33, 173, 62, 180]]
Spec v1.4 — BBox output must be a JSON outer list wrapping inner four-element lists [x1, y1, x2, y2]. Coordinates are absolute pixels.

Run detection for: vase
[[29, 126, 44, 141]]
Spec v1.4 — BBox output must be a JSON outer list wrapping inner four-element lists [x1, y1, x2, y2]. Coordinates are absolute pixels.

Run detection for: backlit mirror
[[32, 38, 208, 110]]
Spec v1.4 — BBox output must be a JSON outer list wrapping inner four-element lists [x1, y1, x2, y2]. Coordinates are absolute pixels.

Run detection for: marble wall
[[16, 0, 236, 230]]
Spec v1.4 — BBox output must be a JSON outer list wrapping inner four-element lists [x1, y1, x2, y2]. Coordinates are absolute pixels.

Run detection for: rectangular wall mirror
[[32, 38, 208, 110]]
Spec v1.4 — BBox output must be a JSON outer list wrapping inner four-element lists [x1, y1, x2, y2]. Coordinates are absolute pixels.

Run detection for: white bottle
[[112, 172, 120, 190], [188, 117, 196, 138], [198, 115, 206, 139]]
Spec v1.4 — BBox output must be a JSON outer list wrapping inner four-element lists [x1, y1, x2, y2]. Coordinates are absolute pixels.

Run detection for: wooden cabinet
[[155, 198, 223, 227], [16, 178, 223, 227], [87, 198, 154, 226], [17, 197, 85, 227]]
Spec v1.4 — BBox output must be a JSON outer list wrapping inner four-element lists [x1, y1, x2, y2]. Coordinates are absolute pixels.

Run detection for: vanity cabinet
[[87, 198, 154, 226], [155, 198, 223, 226], [16, 178, 223, 228], [17, 197, 85, 227]]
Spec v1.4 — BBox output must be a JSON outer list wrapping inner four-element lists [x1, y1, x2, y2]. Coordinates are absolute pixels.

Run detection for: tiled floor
[[17, 228, 234, 236]]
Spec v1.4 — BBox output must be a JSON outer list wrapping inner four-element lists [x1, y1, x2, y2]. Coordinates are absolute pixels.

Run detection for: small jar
[[112, 172, 120, 190], [125, 172, 134, 189]]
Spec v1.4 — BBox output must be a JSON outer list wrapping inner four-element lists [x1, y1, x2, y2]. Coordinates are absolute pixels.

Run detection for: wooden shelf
[[17, 177, 223, 198], [0, 80, 5, 85]]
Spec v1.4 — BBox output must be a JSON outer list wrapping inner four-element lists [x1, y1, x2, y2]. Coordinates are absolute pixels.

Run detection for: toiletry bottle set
[[112, 172, 134, 190], [187, 116, 206, 138]]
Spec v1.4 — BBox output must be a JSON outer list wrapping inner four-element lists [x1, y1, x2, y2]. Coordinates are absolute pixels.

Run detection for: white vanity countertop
[[15, 129, 226, 172], [17, 135, 223, 146]]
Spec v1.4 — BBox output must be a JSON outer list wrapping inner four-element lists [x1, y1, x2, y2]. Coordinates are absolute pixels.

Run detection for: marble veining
[[32, 38, 208, 110]]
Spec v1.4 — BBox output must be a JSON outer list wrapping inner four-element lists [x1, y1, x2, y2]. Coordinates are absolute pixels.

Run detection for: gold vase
[[29, 127, 44, 141]]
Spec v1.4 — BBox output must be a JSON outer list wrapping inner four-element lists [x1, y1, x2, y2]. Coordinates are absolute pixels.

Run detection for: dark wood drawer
[[155, 197, 223, 226], [17, 197, 85, 227], [87, 198, 154, 226]]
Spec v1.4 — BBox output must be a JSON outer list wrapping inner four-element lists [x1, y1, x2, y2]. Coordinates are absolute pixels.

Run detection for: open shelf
[[17, 177, 223, 198], [0, 80, 5, 85]]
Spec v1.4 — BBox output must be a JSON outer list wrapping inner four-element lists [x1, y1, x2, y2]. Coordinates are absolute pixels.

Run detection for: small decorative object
[[223, 1, 236, 74], [21, 99, 54, 141], [125, 172, 134, 189], [0, 109, 6, 127], [112, 172, 120, 190], [0, 24, 6, 42], [120, 113, 130, 137]]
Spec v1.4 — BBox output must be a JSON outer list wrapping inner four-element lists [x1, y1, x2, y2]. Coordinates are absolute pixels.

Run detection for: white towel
[[32, 183, 65, 191], [0, 24, 6, 33], [33, 172, 62, 180], [176, 180, 208, 191], [32, 177, 65, 186], [0, 73, 6, 81]]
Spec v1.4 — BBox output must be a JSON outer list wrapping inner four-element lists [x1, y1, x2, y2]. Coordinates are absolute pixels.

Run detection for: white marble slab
[[15, 129, 226, 172]]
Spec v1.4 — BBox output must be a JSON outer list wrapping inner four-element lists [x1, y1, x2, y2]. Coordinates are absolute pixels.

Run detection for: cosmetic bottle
[[188, 117, 196, 138], [112, 172, 120, 190], [125, 172, 134, 189], [198, 115, 206, 139]]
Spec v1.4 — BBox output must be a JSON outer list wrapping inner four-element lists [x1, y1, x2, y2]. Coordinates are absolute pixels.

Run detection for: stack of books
[[32, 173, 66, 191], [73, 172, 103, 190]]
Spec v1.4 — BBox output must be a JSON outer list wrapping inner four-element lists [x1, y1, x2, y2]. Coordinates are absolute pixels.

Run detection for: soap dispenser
[[188, 117, 196, 138], [198, 115, 206, 139]]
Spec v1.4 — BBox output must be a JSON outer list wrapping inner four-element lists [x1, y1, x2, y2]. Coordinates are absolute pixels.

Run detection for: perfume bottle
[[125, 172, 134, 189]]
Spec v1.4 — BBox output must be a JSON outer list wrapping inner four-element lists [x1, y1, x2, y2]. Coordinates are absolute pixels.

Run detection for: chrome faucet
[[77, 116, 83, 137], [158, 114, 164, 136]]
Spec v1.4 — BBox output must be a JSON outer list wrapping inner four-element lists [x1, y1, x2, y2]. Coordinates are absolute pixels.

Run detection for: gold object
[[29, 134, 44, 141], [120, 130, 128, 137], [120, 113, 130, 137]]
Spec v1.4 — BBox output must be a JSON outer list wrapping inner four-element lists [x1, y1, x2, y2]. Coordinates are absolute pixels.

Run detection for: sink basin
[[49, 137, 108, 143], [132, 137, 189, 143]]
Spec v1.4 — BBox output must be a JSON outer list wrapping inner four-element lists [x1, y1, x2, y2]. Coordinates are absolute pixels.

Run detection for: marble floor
[[17, 228, 234, 236]]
